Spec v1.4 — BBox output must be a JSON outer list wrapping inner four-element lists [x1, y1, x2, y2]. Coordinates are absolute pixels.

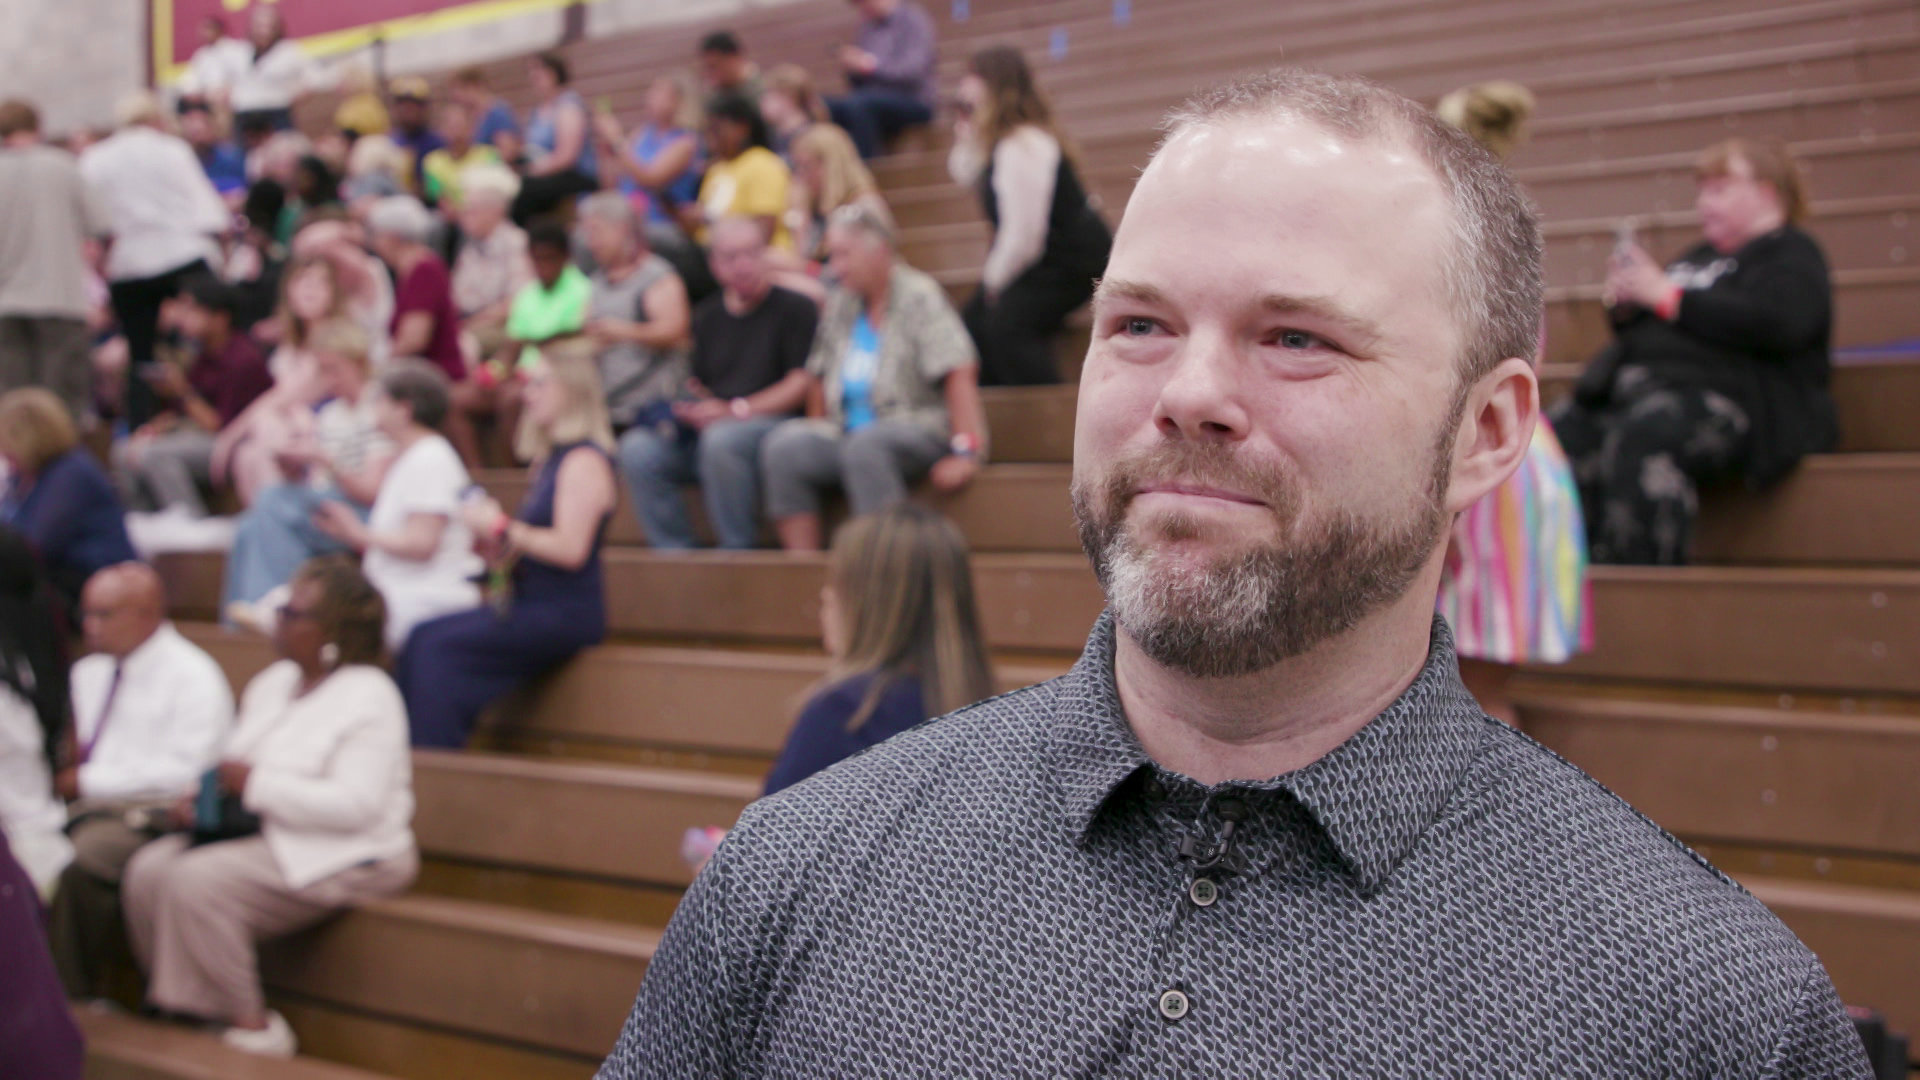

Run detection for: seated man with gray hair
[[366, 195, 466, 384], [759, 203, 988, 551], [619, 216, 819, 549]]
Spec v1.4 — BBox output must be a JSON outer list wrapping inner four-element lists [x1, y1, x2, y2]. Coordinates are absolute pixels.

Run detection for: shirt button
[[1189, 876, 1219, 907], [1158, 989, 1190, 1021]]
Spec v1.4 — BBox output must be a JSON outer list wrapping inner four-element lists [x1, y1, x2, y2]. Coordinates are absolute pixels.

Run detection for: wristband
[[1654, 284, 1683, 322], [949, 432, 979, 458], [489, 514, 512, 544]]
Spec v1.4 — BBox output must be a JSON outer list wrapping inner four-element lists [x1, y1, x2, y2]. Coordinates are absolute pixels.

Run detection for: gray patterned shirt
[[599, 614, 1870, 1078]]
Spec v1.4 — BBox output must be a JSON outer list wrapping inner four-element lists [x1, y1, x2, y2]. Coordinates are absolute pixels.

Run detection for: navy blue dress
[[398, 443, 611, 747], [0, 450, 136, 616], [762, 672, 926, 796]]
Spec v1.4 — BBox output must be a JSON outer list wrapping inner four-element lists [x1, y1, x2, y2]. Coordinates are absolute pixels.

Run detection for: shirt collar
[[1046, 611, 1489, 893]]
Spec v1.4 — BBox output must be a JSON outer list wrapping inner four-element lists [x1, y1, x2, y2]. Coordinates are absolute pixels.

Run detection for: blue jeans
[[616, 417, 781, 549], [827, 89, 934, 158], [222, 484, 366, 612]]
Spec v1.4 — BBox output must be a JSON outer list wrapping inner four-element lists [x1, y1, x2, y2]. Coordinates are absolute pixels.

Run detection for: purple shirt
[[188, 332, 273, 427], [393, 255, 467, 382], [854, 2, 938, 105], [0, 834, 84, 1080]]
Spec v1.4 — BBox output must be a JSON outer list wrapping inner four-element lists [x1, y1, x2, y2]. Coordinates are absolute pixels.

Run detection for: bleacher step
[[260, 895, 654, 1060], [75, 1005, 397, 1080]]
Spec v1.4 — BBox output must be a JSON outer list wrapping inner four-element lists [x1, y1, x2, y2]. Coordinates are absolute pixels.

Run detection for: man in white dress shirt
[[79, 92, 232, 428], [46, 562, 233, 999]]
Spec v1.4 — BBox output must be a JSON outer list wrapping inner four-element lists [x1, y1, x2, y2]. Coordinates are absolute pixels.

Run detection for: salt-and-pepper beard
[[1072, 411, 1461, 680]]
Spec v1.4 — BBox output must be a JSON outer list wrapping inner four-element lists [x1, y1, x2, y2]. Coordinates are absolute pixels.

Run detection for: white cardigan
[[233, 661, 416, 890]]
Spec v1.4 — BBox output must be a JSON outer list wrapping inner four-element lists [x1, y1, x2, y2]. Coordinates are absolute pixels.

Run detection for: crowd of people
[[0, 1, 1844, 1065]]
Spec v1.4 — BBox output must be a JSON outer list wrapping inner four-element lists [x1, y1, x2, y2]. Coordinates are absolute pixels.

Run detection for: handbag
[[188, 767, 262, 847]]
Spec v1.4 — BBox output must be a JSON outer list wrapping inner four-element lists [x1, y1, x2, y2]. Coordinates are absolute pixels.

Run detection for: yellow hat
[[389, 76, 433, 102]]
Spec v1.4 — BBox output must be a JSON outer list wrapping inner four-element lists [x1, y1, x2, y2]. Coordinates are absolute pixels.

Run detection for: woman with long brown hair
[[948, 45, 1110, 386], [761, 503, 993, 795]]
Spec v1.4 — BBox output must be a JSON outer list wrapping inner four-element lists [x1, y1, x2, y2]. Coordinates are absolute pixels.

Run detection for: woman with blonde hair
[[760, 63, 828, 160], [0, 389, 136, 614], [397, 340, 618, 747], [595, 73, 706, 233], [786, 123, 890, 263], [762, 502, 993, 795], [949, 46, 1110, 385], [1433, 81, 1591, 725]]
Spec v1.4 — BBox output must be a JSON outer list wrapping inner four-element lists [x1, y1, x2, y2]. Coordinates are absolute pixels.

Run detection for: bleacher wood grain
[[260, 896, 655, 1059], [74, 1006, 399, 1080]]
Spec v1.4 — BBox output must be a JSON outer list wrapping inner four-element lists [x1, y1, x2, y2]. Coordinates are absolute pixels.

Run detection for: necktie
[[76, 662, 124, 766]]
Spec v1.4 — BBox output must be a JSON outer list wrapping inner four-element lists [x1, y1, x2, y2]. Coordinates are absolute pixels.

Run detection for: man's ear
[[1445, 356, 1538, 514]]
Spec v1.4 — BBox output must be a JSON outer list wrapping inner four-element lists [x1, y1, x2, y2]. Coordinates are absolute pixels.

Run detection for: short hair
[[700, 30, 743, 56], [379, 360, 452, 430], [366, 195, 437, 245], [707, 93, 770, 150], [578, 190, 640, 237], [1161, 68, 1542, 384], [452, 66, 490, 89], [307, 318, 372, 374], [827, 201, 896, 249], [0, 389, 78, 473], [709, 214, 769, 249], [181, 273, 242, 318], [1697, 137, 1809, 226], [293, 555, 388, 668], [527, 221, 572, 255], [115, 91, 165, 129], [534, 52, 570, 86], [459, 162, 521, 205], [0, 100, 41, 139]]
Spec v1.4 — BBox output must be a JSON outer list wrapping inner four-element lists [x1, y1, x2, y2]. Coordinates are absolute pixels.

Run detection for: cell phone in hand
[[1612, 217, 1640, 259]]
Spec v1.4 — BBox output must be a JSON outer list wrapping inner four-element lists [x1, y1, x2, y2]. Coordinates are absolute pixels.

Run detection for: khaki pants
[[46, 815, 155, 1000], [122, 834, 416, 1023]]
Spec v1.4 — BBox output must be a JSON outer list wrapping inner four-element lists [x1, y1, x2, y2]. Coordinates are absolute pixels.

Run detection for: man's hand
[[839, 45, 879, 76], [55, 766, 80, 801], [145, 361, 191, 401], [585, 318, 631, 347], [216, 759, 252, 797], [673, 398, 732, 430], [311, 500, 369, 550], [929, 454, 979, 493]]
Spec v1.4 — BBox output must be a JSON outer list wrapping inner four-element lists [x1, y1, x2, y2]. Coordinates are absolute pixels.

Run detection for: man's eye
[[1279, 330, 1320, 350], [1123, 318, 1157, 337]]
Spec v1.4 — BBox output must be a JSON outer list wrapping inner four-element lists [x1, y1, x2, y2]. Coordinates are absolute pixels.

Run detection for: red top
[[188, 333, 273, 428], [392, 254, 467, 382]]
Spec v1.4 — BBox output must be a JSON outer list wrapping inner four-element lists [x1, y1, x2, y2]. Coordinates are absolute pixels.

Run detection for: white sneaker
[[221, 1009, 297, 1058]]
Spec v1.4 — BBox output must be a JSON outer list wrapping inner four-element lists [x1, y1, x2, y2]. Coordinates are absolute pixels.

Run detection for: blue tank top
[[620, 125, 704, 226], [513, 442, 610, 618], [526, 92, 598, 179]]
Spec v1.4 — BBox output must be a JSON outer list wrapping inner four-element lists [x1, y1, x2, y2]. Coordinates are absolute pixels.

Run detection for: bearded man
[[597, 69, 1869, 1078]]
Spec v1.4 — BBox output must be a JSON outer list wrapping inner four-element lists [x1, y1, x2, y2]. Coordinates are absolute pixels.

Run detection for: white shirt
[[233, 661, 415, 889], [179, 37, 253, 98], [70, 622, 234, 802], [79, 127, 231, 282], [948, 125, 1059, 296], [228, 40, 319, 113], [364, 434, 482, 650], [0, 686, 73, 899]]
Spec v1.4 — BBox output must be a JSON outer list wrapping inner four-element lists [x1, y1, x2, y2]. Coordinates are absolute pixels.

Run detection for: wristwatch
[[730, 397, 753, 419], [949, 432, 979, 458]]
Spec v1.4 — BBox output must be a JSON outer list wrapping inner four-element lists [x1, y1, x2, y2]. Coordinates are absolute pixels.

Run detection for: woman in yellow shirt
[[684, 94, 793, 252]]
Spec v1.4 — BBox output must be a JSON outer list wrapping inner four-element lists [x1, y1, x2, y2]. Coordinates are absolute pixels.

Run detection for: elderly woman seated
[[1551, 137, 1836, 565], [760, 205, 989, 551], [123, 556, 416, 1059]]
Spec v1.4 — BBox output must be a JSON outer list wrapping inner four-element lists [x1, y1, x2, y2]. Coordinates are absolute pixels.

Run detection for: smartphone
[[1612, 217, 1639, 259]]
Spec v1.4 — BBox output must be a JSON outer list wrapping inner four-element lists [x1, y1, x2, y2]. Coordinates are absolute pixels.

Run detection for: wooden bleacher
[[91, 0, 1920, 1074]]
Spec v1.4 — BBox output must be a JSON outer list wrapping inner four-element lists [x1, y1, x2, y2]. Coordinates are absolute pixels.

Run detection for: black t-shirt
[[690, 286, 820, 402]]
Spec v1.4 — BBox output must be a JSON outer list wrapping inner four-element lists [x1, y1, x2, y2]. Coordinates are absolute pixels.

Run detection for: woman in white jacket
[[122, 555, 417, 1059]]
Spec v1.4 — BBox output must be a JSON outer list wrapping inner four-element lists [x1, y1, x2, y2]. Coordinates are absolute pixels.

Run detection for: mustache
[[1098, 441, 1302, 523]]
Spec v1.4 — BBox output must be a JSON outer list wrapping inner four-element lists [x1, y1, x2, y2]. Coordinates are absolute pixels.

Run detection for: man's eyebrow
[[1258, 293, 1386, 349], [1091, 278, 1169, 308]]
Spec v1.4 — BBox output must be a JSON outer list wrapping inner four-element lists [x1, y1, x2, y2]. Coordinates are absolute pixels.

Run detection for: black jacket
[[1584, 226, 1838, 489]]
